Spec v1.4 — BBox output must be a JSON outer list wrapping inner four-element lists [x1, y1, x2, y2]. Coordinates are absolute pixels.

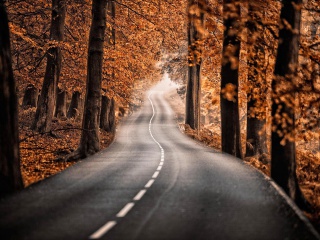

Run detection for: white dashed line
[[89, 93, 165, 239], [133, 190, 147, 201], [89, 221, 117, 239], [116, 203, 135, 218], [152, 171, 160, 179], [145, 179, 155, 188]]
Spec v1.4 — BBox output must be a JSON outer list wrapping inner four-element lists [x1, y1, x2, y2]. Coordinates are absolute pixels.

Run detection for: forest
[[0, 0, 320, 233]]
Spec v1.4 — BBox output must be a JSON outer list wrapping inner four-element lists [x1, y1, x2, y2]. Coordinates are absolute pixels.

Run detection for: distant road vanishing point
[[0, 80, 319, 240]]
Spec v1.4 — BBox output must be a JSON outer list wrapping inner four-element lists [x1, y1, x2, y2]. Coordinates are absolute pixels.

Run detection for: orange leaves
[[221, 83, 237, 102]]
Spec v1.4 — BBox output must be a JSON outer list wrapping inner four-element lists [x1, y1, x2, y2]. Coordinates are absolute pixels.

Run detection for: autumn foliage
[[2, 0, 320, 232]]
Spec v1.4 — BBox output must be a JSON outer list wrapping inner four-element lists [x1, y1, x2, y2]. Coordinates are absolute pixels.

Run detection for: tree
[[32, 0, 66, 132], [245, 1, 268, 158], [185, 0, 204, 130], [0, 0, 23, 196], [22, 84, 39, 109], [65, 0, 108, 160], [271, 0, 308, 209], [55, 88, 67, 118], [67, 91, 81, 119], [220, 0, 242, 158]]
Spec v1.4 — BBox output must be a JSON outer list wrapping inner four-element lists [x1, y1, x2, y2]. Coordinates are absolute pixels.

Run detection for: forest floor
[[164, 88, 320, 233], [19, 107, 114, 187]]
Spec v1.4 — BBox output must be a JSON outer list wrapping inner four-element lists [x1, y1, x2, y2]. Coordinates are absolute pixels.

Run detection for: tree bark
[[220, 0, 242, 158], [22, 84, 38, 108], [271, 0, 308, 209], [107, 0, 115, 46], [65, 0, 108, 160], [100, 96, 116, 133], [100, 95, 111, 131], [0, 0, 24, 196], [185, 0, 203, 130], [32, 0, 65, 132], [55, 88, 67, 118], [67, 91, 81, 119], [107, 98, 116, 133], [245, 1, 267, 158]]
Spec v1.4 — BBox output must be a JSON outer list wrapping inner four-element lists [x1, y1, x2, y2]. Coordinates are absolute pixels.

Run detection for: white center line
[[89, 93, 165, 239], [89, 221, 117, 239], [116, 203, 135, 218], [133, 190, 147, 201], [145, 179, 155, 188], [152, 171, 160, 179]]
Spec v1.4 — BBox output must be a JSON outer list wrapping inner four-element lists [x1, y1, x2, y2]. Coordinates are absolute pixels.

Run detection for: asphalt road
[[0, 81, 319, 240]]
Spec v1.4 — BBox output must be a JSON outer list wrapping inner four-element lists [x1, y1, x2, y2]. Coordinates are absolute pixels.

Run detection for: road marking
[[152, 171, 160, 179], [116, 203, 135, 218], [133, 190, 147, 201], [89, 93, 165, 239], [145, 179, 155, 188], [89, 221, 117, 239]]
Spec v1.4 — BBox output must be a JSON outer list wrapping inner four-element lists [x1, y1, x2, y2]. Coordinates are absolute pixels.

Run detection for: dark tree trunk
[[100, 96, 115, 133], [65, 0, 108, 161], [32, 0, 65, 132], [0, 0, 23, 196], [185, 0, 203, 130], [100, 95, 111, 131], [220, 0, 242, 158], [22, 84, 39, 108], [55, 88, 67, 118], [245, 1, 267, 158], [107, 98, 116, 133], [271, 0, 308, 209], [107, 0, 115, 46], [67, 91, 81, 119]]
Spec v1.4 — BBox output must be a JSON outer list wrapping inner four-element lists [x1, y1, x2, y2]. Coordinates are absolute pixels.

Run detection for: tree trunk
[[100, 96, 116, 133], [107, 0, 115, 46], [185, 0, 203, 130], [55, 88, 67, 118], [22, 84, 39, 108], [100, 95, 111, 131], [65, 0, 108, 160], [107, 98, 116, 133], [220, 0, 242, 158], [67, 91, 80, 119], [245, 1, 267, 158], [271, 0, 308, 209], [32, 0, 65, 132], [0, 0, 24, 196]]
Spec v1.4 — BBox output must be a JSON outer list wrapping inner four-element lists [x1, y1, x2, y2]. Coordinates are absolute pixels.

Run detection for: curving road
[[0, 81, 319, 240]]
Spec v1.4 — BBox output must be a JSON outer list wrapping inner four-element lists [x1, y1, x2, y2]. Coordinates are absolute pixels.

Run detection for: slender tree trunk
[[107, 98, 116, 133], [245, 1, 267, 158], [99, 0, 116, 132], [65, 0, 108, 160], [107, 0, 115, 46], [32, 0, 65, 132], [100, 95, 111, 131], [271, 0, 308, 209], [220, 0, 242, 158], [22, 84, 39, 109], [67, 91, 81, 119], [185, 0, 203, 130], [0, 0, 23, 196], [55, 88, 67, 118]]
